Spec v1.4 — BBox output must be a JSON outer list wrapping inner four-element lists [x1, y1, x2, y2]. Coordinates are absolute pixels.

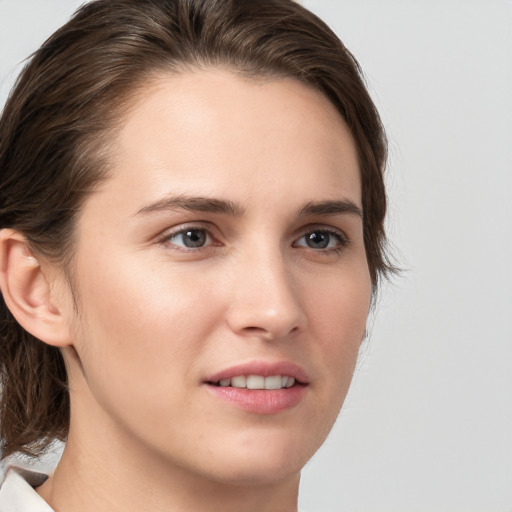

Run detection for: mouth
[[203, 362, 309, 414], [208, 375, 300, 390]]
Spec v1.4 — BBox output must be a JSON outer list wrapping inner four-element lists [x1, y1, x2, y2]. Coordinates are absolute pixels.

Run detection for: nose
[[225, 250, 307, 341]]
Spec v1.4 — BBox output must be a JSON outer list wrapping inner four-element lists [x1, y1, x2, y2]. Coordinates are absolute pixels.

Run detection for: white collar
[[0, 466, 53, 511]]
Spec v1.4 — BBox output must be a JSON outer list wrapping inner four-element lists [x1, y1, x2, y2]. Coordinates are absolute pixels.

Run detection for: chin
[[193, 427, 322, 487], [208, 457, 303, 487]]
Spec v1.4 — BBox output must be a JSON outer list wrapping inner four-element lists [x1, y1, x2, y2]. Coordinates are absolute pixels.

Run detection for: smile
[[215, 375, 296, 389], [204, 362, 308, 414]]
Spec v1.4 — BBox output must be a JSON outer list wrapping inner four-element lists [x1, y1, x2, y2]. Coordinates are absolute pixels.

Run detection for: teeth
[[286, 377, 295, 388], [231, 376, 246, 388], [246, 375, 265, 389], [217, 375, 296, 390], [264, 375, 282, 390]]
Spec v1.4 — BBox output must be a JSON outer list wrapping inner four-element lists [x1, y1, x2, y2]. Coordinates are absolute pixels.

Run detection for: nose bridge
[[226, 242, 306, 339]]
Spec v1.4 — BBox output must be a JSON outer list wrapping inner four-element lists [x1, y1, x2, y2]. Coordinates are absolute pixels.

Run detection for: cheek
[[308, 256, 371, 341], [70, 254, 222, 401], [306, 262, 371, 400]]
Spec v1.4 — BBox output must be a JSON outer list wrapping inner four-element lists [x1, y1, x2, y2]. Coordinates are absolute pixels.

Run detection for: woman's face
[[60, 69, 371, 484]]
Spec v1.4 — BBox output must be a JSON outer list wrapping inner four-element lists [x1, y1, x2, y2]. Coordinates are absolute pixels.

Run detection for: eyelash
[[161, 226, 217, 251], [159, 225, 349, 254], [293, 229, 349, 254]]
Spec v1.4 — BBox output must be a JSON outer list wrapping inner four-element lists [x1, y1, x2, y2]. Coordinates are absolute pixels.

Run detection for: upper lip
[[204, 360, 309, 385]]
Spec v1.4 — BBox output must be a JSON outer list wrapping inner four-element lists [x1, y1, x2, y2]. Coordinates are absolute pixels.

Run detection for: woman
[[0, 0, 394, 510]]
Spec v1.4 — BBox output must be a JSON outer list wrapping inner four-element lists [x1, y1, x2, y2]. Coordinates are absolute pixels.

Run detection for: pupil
[[307, 232, 329, 249], [184, 230, 206, 248]]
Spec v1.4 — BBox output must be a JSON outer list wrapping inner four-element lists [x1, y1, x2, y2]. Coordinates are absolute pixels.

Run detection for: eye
[[294, 229, 347, 251], [165, 228, 212, 249]]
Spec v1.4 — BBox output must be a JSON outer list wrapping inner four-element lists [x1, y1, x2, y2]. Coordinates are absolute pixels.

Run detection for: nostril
[[226, 295, 306, 339], [239, 324, 301, 340]]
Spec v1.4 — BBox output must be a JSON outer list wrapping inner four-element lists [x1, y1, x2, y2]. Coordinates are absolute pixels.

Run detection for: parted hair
[[0, 0, 393, 459]]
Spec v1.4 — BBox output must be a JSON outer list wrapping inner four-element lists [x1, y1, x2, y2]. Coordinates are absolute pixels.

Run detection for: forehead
[[90, 68, 362, 217]]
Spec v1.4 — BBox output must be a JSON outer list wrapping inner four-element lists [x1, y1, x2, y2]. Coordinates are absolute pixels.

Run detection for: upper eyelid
[[157, 222, 217, 239], [294, 224, 349, 241]]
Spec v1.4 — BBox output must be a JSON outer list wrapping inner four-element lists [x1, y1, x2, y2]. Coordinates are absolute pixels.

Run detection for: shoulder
[[0, 466, 53, 511]]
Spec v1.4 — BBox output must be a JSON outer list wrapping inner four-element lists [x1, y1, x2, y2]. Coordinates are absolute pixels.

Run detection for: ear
[[0, 229, 72, 347]]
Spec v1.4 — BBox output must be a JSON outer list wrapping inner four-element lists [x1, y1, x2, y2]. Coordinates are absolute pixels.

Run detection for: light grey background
[[1, 1, 511, 511]]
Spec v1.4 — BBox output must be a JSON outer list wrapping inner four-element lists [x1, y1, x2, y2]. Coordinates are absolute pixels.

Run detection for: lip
[[203, 360, 309, 415], [204, 360, 309, 385]]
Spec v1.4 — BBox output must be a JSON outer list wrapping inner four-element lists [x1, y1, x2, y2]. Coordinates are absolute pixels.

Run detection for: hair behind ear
[[0, 302, 69, 458], [0, 230, 70, 458]]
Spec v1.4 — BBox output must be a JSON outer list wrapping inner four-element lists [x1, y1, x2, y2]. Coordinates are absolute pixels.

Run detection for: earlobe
[[0, 229, 72, 347]]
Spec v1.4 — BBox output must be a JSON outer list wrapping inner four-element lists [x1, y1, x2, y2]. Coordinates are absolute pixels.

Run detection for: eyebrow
[[135, 195, 362, 219], [135, 194, 244, 217], [299, 200, 363, 219]]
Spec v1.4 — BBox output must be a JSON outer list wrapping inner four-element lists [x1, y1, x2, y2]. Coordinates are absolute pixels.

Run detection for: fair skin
[[0, 69, 370, 512]]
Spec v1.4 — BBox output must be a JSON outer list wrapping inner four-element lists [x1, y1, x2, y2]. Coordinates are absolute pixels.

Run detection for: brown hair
[[0, 0, 394, 459]]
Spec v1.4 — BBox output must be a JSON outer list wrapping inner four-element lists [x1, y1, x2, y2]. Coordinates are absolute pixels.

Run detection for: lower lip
[[205, 384, 307, 415]]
